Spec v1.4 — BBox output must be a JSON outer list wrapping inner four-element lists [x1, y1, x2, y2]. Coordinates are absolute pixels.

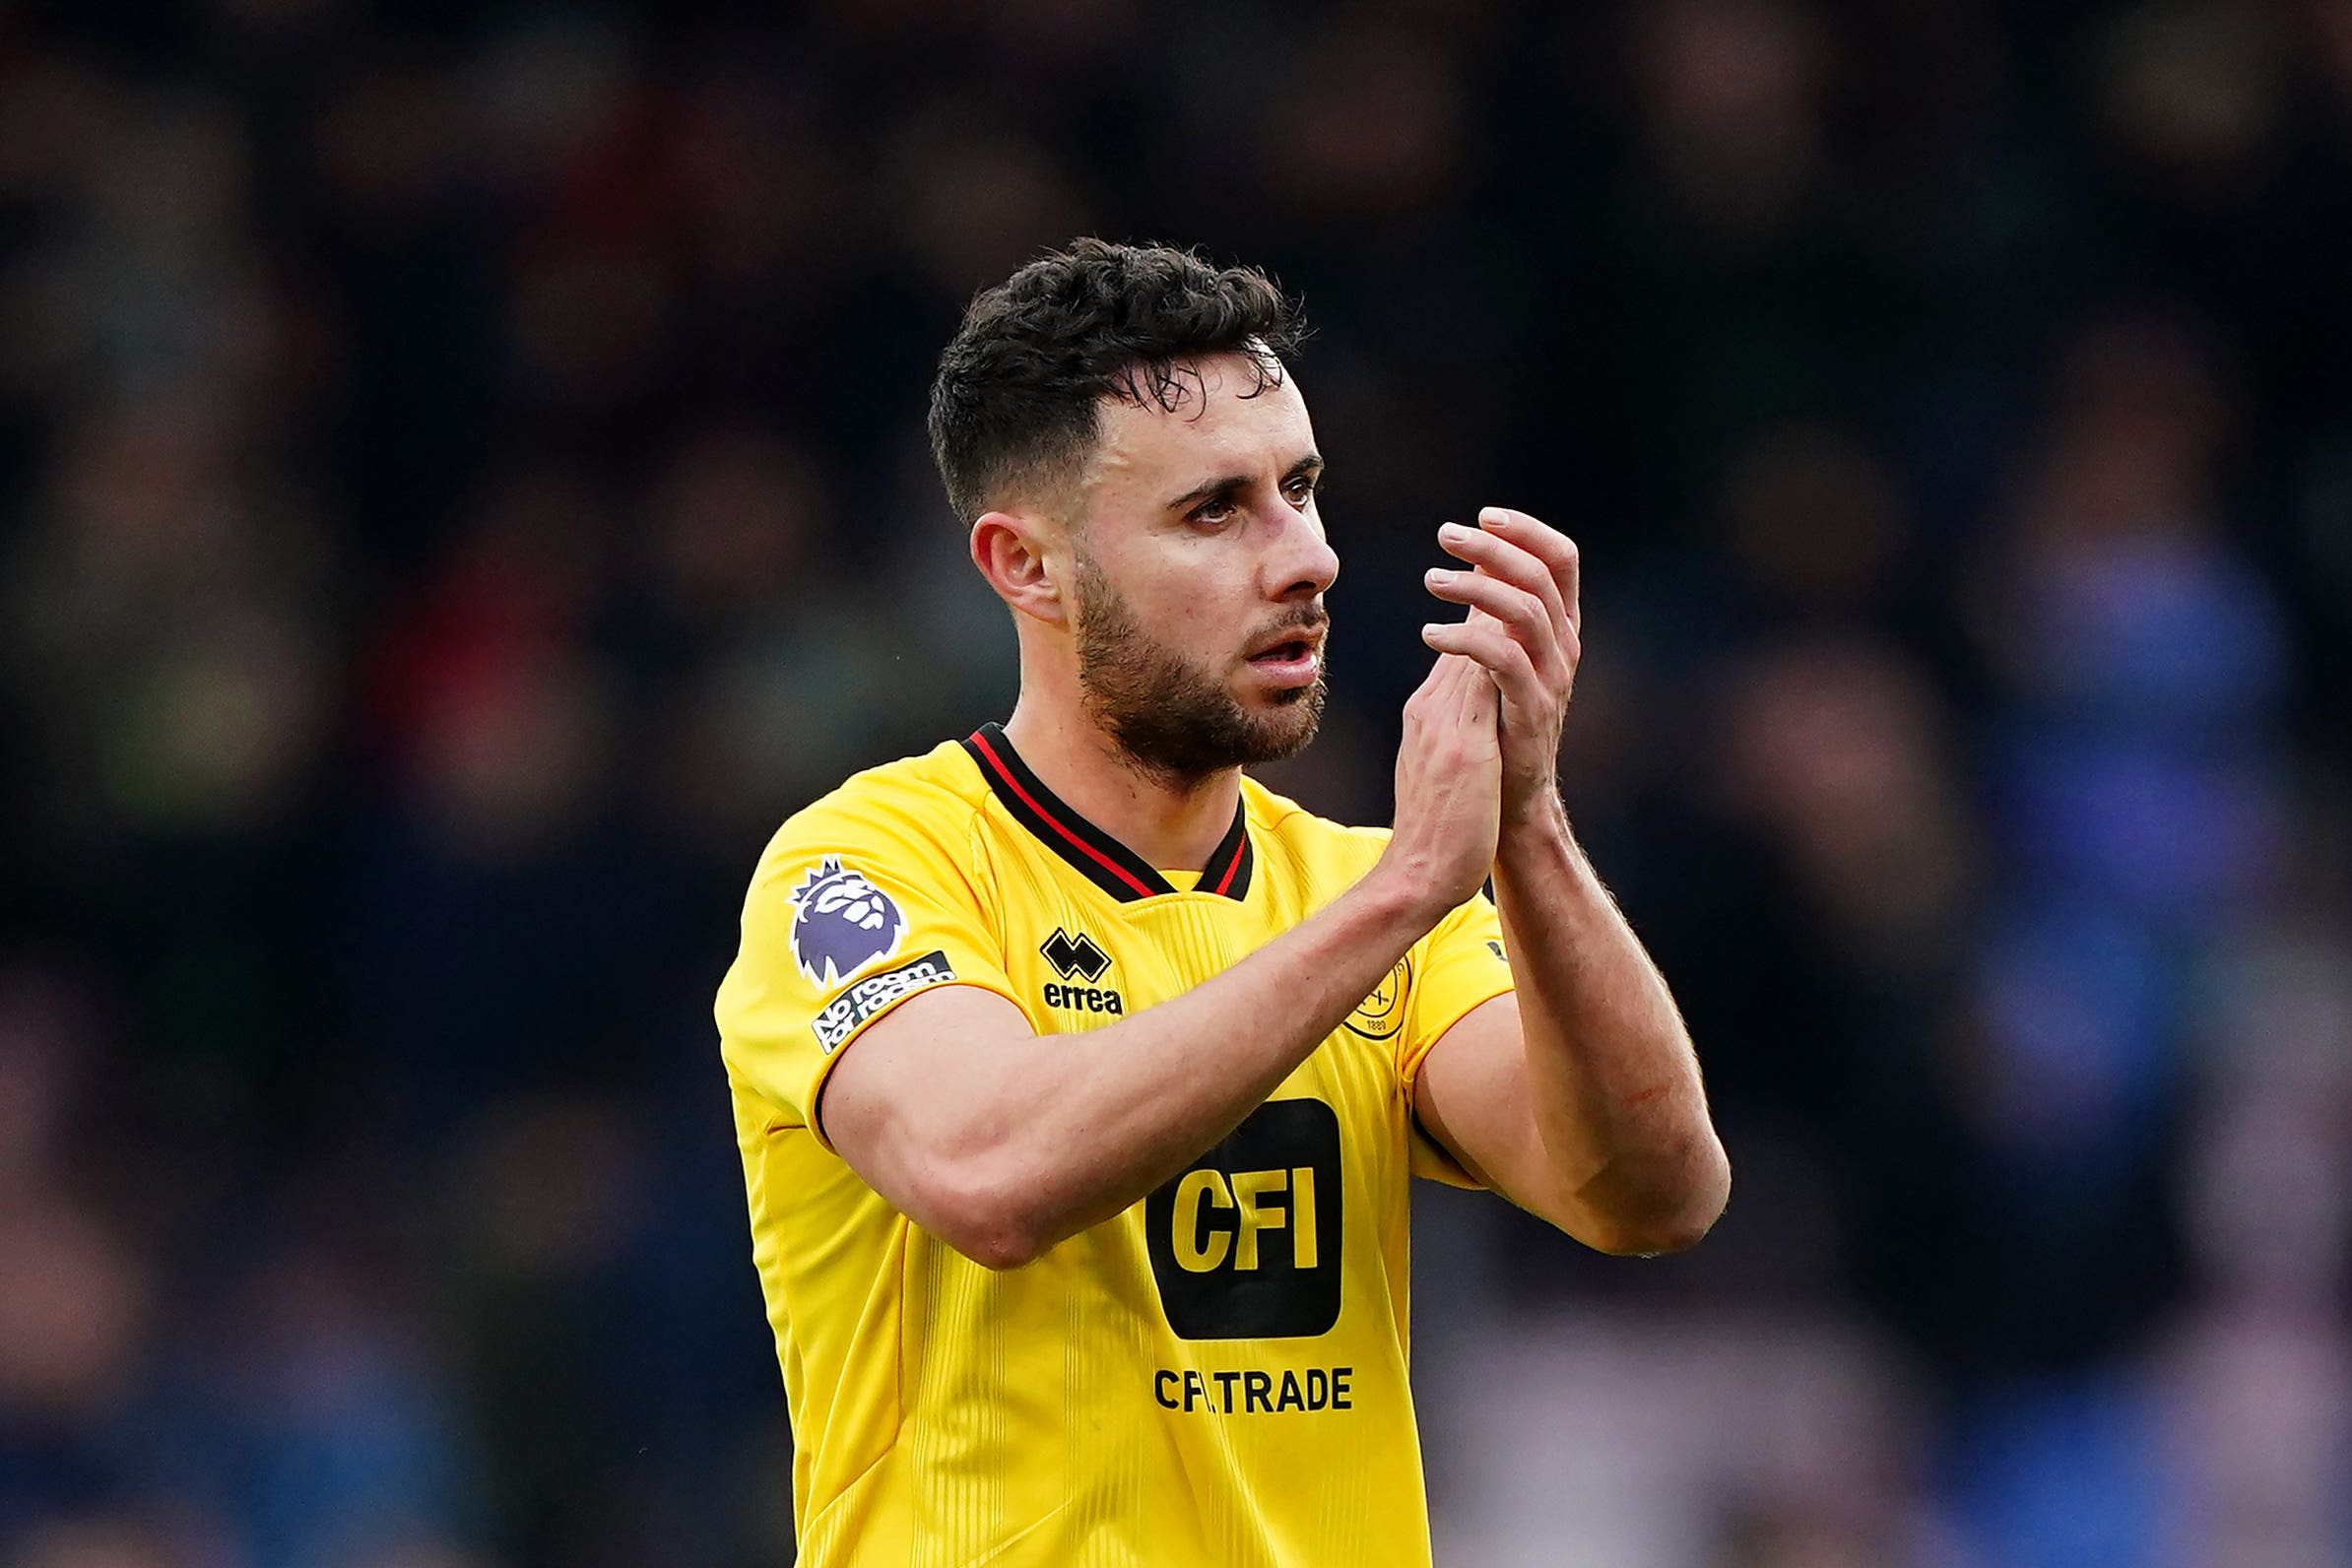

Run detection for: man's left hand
[[1419, 506, 1580, 829]]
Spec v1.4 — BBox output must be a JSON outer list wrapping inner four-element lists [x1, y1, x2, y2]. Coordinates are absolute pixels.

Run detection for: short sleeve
[[715, 791, 1023, 1149], [1395, 889, 1517, 1187]]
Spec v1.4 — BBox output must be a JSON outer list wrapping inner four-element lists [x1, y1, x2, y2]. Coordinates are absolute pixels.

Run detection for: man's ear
[[971, 509, 1068, 625]]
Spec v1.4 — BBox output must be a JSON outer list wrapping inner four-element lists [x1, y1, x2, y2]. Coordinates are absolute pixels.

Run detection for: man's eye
[[1284, 477, 1319, 505], [1193, 498, 1237, 525]]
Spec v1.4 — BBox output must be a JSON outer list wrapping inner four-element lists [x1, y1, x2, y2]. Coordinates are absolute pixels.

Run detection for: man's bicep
[[1412, 992, 1553, 1209], [818, 983, 1037, 1227], [1396, 888, 1520, 1190]]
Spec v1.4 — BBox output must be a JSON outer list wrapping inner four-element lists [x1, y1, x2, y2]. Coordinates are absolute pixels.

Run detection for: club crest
[[787, 856, 907, 987], [1344, 955, 1410, 1040]]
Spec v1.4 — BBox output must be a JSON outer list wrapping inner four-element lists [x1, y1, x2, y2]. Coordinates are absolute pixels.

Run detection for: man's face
[[1065, 353, 1339, 785]]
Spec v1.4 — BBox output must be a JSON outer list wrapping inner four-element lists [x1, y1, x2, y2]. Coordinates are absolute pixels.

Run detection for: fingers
[[1422, 616, 1543, 712], [1446, 650, 1497, 725], [1406, 646, 1475, 706], [1470, 507, 1580, 634], [1405, 651, 1496, 735], [1437, 519, 1567, 639], [1404, 650, 1476, 735], [1433, 651, 1492, 716], [1424, 564, 1544, 635], [1423, 566, 1577, 686]]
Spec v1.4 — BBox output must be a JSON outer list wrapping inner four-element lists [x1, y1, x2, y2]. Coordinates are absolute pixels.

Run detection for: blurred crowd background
[[4, 0, 2350, 1564]]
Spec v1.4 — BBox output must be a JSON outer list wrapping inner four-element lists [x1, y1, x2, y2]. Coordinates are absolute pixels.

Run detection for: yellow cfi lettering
[[1290, 1166, 1318, 1269], [1174, 1169, 1232, 1271], [1228, 1168, 1288, 1271]]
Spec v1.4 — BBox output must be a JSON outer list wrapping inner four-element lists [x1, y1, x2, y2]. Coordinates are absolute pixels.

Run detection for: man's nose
[[1265, 503, 1339, 601]]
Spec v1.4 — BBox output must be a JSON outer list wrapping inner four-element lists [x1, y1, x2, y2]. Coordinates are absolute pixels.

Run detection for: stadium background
[[4, 0, 2350, 1563]]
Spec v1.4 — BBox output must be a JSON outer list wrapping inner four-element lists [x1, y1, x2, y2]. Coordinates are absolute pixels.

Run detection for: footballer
[[715, 239, 1730, 1565]]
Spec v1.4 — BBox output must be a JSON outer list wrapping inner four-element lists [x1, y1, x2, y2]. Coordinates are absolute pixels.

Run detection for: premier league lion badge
[[787, 856, 907, 987]]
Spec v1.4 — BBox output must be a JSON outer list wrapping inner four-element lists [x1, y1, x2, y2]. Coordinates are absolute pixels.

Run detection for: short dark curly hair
[[927, 238, 1306, 526]]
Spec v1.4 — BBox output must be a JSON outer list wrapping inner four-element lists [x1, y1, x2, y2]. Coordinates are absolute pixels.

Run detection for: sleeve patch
[[788, 856, 907, 985], [812, 950, 956, 1054]]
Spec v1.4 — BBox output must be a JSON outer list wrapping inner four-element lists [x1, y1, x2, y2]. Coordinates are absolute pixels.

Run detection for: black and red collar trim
[[959, 723, 1255, 904]]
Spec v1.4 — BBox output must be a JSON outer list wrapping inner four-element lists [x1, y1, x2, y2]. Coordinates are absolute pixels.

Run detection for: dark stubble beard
[[1073, 550, 1328, 789]]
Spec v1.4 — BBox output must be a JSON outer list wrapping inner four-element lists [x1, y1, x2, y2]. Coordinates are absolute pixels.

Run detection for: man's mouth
[[1243, 626, 1326, 688]]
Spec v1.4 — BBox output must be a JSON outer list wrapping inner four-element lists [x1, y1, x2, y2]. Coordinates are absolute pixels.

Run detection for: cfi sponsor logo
[[787, 856, 906, 987], [1145, 1098, 1343, 1340]]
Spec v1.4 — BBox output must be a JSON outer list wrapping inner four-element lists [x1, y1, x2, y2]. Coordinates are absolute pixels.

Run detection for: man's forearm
[[1492, 801, 1728, 1252], [969, 869, 1433, 1260]]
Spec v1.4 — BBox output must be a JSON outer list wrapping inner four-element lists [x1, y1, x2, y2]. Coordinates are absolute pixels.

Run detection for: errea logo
[[1040, 928, 1110, 982], [1040, 928, 1123, 1015]]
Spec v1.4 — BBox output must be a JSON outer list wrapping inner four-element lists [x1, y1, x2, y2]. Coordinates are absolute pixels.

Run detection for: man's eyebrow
[[1165, 473, 1248, 513], [1162, 453, 1326, 513]]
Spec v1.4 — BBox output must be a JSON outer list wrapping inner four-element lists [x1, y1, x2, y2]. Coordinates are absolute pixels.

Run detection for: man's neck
[[1001, 700, 1242, 875]]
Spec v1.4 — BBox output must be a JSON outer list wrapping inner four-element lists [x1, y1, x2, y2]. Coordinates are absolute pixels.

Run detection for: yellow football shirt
[[716, 723, 1516, 1567]]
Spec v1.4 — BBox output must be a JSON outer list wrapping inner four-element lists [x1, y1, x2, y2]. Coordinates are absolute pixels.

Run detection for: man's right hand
[[1376, 651, 1503, 921]]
